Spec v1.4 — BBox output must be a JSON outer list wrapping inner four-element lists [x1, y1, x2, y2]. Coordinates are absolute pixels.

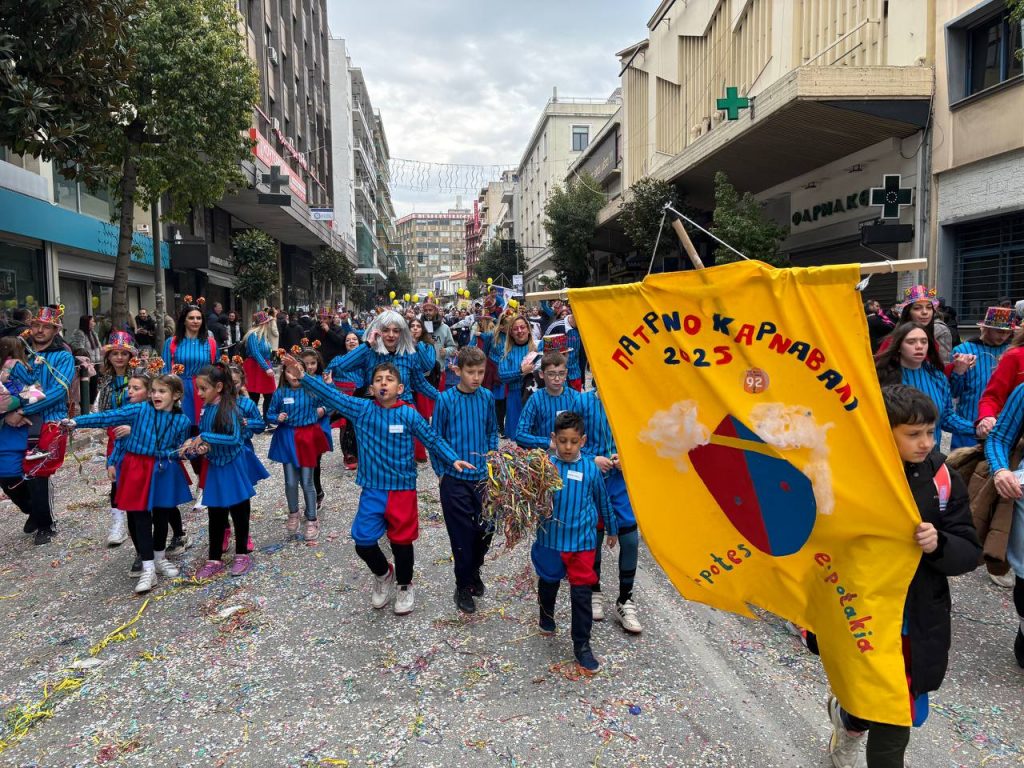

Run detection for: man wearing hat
[[949, 306, 1014, 451], [5, 305, 76, 544]]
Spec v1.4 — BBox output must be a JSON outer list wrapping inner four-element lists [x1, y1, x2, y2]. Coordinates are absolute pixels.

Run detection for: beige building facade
[[395, 209, 471, 294]]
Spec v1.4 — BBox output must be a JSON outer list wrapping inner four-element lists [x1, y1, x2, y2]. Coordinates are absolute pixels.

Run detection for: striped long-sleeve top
[[237, 395, 266, 440], [324, 344, 439, 405], [577, 390, 615, 457], [516, 387, 581, 449], [566, 327, 583, 381], [162, 335, 217, 378], [537, 454, 616, 552], [98, 374, 130, 412], [978, 347, 1024, 421], [430, 386, 499, 481], [984, 382, 1024, 472], [415, 341, 437, 375], [21, 345, 75, 422], [491, 340, 543, 385], [267, 384, 323, 427], [902, 365, 974, 437], [245, 333, 274, 372], [197, 401, 245, 465], [300, 373, 459, 490], [74, 403, 191, 459], [949, 339, 1009, 426]]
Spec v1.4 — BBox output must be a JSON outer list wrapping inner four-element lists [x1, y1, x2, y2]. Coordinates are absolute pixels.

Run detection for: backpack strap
[[933, 463, 952, 513]]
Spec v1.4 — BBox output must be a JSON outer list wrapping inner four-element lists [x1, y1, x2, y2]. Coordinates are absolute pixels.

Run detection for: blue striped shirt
[[300, 373, 458, 490], [491, 340, 543, 385], [949, 339, 1009, 426], [21, 345, 75, 422], [267, 385, 322, 427], [74, 403, 191, 459], [516, 387, 581, 449], [901, 365, 974, 438], [985, 383, 1024, 472], [197, 401, 244, 465], [577, 390, 615, 457], [536, 454, 616, 552], [237, 395, 266, 440], [246, 334, 274, 371], [162, 335, 217, 378], [99, 375, 130, 411], [566, 327, 583, 380], [415, 341, 436, 373], [324, 344, 439, 405], [430, 386, 499, 481]]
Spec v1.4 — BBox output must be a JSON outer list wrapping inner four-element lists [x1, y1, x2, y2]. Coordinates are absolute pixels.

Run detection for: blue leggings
[[283, 464, 317, 520], [594, 524, 639, 603]]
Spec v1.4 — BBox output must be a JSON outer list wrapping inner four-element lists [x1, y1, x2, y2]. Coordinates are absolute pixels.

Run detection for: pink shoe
[[195, 560, 226, 580], [230, 553, 252, 577], [285, 512, 300, 535], [222, 528, 231, 553], [246, 535, 255, 553]]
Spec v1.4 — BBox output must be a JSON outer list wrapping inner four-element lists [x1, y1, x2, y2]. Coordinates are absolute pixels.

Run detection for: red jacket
[[977, 346, 1024, 422]]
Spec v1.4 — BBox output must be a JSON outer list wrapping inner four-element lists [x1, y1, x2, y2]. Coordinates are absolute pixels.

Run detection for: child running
[[225, 363, 267, 555], [63, 372, 193, 593], [298, 345, 332, 510], [280, 354, 473, 615], [516, 352, 579, 450], [431, 346, 499, 613], [826, 384, 979, 768], [189, 363, 257, 579], [267, 351, 329, 542], [533, 411, 617, 674]]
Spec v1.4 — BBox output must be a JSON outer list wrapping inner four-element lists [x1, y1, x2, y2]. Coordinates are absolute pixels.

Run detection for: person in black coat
[[280, 311, 305, 350], [308, 310, 347, 364], [826, 384, 980, 768], [864, 299, 894, 353]]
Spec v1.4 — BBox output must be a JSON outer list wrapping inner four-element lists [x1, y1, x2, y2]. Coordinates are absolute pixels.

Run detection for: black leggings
[[355, 542, 413, 585], [842, 709, 911, 768], [126, 508, 172, 561], [208, 500, 251, 559], [249, 392, 272, 421]]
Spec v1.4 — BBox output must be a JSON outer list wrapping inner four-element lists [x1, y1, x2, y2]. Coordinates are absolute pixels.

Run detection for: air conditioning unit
[[135, 223, 150, 235], [267, 46, 279, 66], [271, 117, 281, 131]]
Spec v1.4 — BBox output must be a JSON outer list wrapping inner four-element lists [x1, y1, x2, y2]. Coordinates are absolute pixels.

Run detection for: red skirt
[[244, 357, 277, 395], [330, 381, 357, 429], [114, 453, 193, 511], [105, 428, 117, 458]]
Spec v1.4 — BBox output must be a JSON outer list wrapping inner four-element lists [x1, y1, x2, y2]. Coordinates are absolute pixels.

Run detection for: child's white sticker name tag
[[566, 469, 583, 482], [389, 424, 404, 434], [283, 397, 295, 405]]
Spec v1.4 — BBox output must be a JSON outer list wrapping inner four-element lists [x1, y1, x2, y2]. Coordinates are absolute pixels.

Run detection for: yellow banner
[[570, 261, 921, 725]]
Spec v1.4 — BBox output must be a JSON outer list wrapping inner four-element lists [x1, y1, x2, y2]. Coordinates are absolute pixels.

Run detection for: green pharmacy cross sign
[[717, 87, 750, 120], [869, 174, 912, 219]]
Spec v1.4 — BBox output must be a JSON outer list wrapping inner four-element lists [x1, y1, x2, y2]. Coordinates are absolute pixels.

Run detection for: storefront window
[[52, 165, 79, 211], [80, 186, 116, 221], [0, 241, 46, 320]]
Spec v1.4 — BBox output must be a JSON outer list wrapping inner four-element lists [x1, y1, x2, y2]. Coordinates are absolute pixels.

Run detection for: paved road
[[0, 433, 1020, 767]]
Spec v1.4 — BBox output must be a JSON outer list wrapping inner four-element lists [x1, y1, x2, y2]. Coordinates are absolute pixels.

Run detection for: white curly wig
[[366, 309, 416, 356]]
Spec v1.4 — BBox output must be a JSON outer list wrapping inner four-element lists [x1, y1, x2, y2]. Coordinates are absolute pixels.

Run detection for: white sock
[[142, 560, 155, 572], [154, 550, 166, 562]]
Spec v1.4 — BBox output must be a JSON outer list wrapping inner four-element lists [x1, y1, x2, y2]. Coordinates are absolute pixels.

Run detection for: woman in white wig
[[323, 309, 439, 406]]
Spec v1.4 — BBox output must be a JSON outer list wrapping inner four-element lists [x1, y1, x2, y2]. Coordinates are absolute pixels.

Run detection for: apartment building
[[516, 89, 621, 292], [395, 209, 472, 293], [609, 0, 934, 303]]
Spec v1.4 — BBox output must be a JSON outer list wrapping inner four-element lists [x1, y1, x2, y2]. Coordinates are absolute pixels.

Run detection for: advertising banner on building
[[570, 261, 921, 725]]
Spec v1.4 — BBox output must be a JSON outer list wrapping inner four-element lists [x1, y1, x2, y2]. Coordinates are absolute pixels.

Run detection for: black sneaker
[[166, 534, 191, 556], [1015, 628, 1024, 669], [33, 526, 55, 546], [469, 572, 486, 598], [573, 642, 600, 673], [23, 517, 38, 534], [454, 587, 476, 614], [129, 556, 143, 576], [316, 492, 325, 510]]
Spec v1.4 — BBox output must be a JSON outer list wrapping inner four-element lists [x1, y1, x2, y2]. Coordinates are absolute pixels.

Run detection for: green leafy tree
[[0, 0, 259, 330], [232, 230, 279, 311], [385, 269, 412, 299], [474, 239, 518, 285], [619, 177, 687, 265], [543, 172, 604, 287], [313, 247, 356, 306], [538, 275, 565, 291], [711, 171, 789, 266], [1012, 1, 1024, 58], [466, 277, 483, 298]]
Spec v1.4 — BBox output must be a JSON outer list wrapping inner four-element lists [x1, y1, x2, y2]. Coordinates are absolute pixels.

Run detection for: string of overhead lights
[[388, 158, 515, 193]]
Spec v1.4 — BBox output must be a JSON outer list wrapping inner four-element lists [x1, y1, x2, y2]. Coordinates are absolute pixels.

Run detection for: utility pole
[[152, 197, 166, 350]]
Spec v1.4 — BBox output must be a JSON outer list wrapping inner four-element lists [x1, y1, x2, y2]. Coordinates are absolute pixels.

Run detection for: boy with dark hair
[[532, 411, 617, 674], [282, 356, 474, 616], [432, 345, 499, 613], [826, 384, 979, 768], [516, 351, 579, 450]]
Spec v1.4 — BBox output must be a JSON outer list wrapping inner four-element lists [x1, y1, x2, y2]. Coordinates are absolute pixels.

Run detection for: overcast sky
[[325, 1, 645, 216]]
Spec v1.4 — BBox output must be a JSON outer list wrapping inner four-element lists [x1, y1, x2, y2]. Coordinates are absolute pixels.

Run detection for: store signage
[[310, 208, 335, 221], [579, 127, 619, 184], [717, 87, 750, 120], [248, 128, 307, 203], [791, 189, 871, 228], [869, 174, 913, 219]]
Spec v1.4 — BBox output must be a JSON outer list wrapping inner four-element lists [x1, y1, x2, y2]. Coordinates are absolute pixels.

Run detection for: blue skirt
[[181, 377, 202, 427], [116, 453, 193, 510], [152, 458, 194, 507], [243, 440, 270, 483], [320, 415, 334, 452], [268, 423, 328, 468], [202, 459, 255, 508]]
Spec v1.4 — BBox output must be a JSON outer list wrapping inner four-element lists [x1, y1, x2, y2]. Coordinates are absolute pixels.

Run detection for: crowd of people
[[2, 282, 1024, 768]]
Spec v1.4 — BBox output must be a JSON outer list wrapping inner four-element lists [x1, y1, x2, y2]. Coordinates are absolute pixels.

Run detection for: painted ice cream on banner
[[569, 261, 922, 726]]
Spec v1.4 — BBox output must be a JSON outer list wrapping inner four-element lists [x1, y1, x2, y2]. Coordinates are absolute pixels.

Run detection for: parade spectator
[[68, 315, 102, 412], [309, 309, 348, 364], [208, 313, 229, 351], [207, 301, 224, 328], [864, 299, 893, 353], [134, 308, 157, 352], [224, 311, 243, 355], [0, 308, 32, 339], [280, 311, 305, 350]]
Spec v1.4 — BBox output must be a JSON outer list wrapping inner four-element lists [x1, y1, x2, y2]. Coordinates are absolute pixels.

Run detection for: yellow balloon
[[389, 291, 396, 300], [509, 299, 519, 309], [428, 291, 434, 299], [412, 294, 420, 302], [392, 299, 400, 306], [404, 293, 410, 302], [486, 277, 493, 285], [91, 295, 100, 308], [25, 295, 34, 305]]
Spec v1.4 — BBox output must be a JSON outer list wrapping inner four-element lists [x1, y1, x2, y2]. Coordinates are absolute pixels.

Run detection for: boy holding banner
[[827, 384, 979, 768]]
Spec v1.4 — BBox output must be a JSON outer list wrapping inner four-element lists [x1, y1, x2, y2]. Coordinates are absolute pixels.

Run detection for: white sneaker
[[827, 695, 866, 768], [371, 564, 394, 609], [134, 567, 158, 594], [614, 599, 643, 634], [106, 509, 128, 546], [592, 592, 605, 621], [193, 488, 207, 511], [989, 569, 1016, 588], [394, 584, 415, 615], [154, 557, 179, 578]]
